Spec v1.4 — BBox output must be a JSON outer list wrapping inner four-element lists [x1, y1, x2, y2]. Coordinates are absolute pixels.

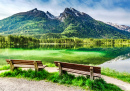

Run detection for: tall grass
[[101, 67, 130, 83], [0, 69, 122, 91], [0, 69, 49, 80]]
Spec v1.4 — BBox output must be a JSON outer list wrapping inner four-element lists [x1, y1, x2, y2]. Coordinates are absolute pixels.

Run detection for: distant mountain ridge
[[106, 22, 130, 32], [0, 7, 130, 39]]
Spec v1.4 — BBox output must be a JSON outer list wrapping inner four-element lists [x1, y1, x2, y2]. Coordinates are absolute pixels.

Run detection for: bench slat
[[55, 61, 90, 71], [13, 63, 43, 66], [62, 68, 101, 77], [6, 61, 43, 66], [93, 67, 101, 74], [6, 59, 42, 63], [8, 61, 42, 65], [14, 64, 35, 68], [6, 59, 43, 66], [14, 64, 46, 68]]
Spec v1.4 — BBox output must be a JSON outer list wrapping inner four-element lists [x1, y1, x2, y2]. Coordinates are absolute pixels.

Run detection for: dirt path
[[102, 75, 130, 91], [0, 67, 130, 91], [0, 78, 84, 91]]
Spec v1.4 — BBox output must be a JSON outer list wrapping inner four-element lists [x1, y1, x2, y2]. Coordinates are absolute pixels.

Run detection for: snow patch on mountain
[[106, 22, 130, 32], [46, 11, 56, 19]]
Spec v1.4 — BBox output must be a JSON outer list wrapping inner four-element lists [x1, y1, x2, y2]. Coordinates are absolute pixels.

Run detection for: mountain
[[106, 22, 130, 32], [0, 8, 64, 35], [0, 8, 130, 39]]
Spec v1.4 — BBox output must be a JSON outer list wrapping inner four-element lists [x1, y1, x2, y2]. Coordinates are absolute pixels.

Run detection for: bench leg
[[34, 61, 38, 71], [10, 66, 14, 71], [90, 67, 94, 80], [9, 60, 14, 71], [58, 63, 62, 76]]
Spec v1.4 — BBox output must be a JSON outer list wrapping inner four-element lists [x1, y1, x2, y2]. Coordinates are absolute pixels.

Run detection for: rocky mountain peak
[[63, 7, 81, 16], [31, 8, 38, 12], [58, 7, 92, 22], [46, 11, 56, 19], [65, 7, 80, 13], [29, 8, 42, 13], [13, 8, 48, 19]]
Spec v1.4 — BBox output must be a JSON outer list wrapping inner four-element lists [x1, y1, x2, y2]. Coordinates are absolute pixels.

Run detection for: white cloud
[[0, 0, 129, 26], [80, 7, 130, 26]]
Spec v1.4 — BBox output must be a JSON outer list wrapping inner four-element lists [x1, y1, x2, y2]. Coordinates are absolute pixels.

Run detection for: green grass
[[101, 67, 130, 83], [0, 65, 10, 70], [44, 63, 56, 67], [0, 69, 122, 91], [0, 69, 49, 80]]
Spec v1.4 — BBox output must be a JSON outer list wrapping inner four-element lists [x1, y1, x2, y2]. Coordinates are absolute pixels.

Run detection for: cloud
[[86, 8, 130, 25], [0, 0, 129, 26]]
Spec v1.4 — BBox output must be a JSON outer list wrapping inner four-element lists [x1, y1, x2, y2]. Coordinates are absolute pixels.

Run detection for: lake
[[0, 44, 130, 73]]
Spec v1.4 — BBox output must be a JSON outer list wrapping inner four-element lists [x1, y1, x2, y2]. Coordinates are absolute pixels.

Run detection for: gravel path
[[102, 75, 130, 91], [0, 78, 84, 91], [0, 67, 130, 91]]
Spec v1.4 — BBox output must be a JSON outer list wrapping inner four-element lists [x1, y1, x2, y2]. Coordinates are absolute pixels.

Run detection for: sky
[[0, 0, 130, 26]]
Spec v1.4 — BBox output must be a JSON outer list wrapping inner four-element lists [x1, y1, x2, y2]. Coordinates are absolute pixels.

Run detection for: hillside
[[0, 8, 130, 39]]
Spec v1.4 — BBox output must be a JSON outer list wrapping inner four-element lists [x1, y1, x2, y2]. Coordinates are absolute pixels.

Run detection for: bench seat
[[6, 59, 46, 71], [62, 68, 101, 77]]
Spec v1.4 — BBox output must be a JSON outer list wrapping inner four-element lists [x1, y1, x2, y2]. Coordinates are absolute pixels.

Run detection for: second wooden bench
[[54, 61, 101, 80]]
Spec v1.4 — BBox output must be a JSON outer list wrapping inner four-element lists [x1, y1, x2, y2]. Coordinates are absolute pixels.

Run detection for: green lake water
[[0, 44, 130, 72]]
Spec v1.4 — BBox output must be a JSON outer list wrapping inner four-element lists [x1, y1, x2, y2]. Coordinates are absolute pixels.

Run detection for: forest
[[0, 35, 130, 48], [41, 38, 130, 45], [0, 35, 40, 48]]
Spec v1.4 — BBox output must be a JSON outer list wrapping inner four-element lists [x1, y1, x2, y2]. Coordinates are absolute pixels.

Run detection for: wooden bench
[[54, 61, 101, 80], [6, 59, 46, 71]]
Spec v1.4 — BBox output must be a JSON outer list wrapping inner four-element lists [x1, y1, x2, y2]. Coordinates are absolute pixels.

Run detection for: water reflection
[[0, 43, 130, 49], [100, 53, 130, 73], [107, 53, 130, 62]]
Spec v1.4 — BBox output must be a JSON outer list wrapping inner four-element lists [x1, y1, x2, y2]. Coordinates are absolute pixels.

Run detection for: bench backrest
[[54, 61, 101, 74], [6, 59, 43, 66]]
